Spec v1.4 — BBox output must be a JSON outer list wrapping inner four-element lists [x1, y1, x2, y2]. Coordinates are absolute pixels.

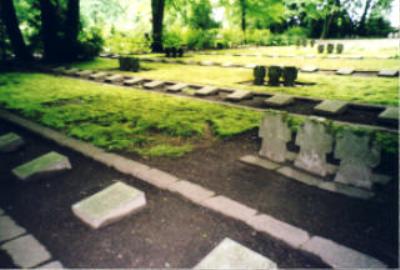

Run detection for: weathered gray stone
[[63, 68, 80, 76], [167, 180, 215, 204], [104, 74, 124, 83], [200, 61, 214, 66], [277, 167, 322, 186], [143, 80, 165, 89], [123, 77, 145, 86], [1, 235, 51, 268], [166, 83, 188, 93], [0, 216, 26, 242], [39, 261, 64, 269], [239, 155, 281, 171], [259, 114, 291, 163], [225, 90, 252, 101], [12, 152, 72, 181], [264, 95, 295, 107], [301, 236, 386, 268], [222, 62, 234, 67], [294, 118, 333, 177], [301, 66, 318, 73], [194, 238, 277, 269], [378, 107, 398, 122], [138, 168, 178, 189], [318, 181, 374, 199], [314, 100, 348, 115], [195, 86, 219, 96], [378, 70, 399, 77], [336, 68, 354, 75], [75, 70, 94, 78], [89, 72, 109, 80], [52, 67, 67, 74], [247, 214, 310, 248], [334, 130, 381, 190], [0, 133, 24, 153], [202, 196, 257, 222], [348, 55, 363, 60], [72, 181, 146, 229]]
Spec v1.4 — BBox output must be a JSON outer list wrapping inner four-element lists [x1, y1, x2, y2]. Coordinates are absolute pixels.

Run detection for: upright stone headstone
[[327, 43, 334, 54], [294, 118, 333, 177], [253, 66, 266, 85], [259, 114, 291, 163], [317, 44, 325, 54], [282, 66, 298, 87], [334, 130, 381, 189], [268, 66, 282, 86]]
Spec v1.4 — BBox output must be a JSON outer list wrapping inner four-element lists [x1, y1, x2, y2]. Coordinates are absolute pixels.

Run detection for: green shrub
[[186, 29, 218, 50], [77, 27, 104, 60], [105, 31, 151, 55]]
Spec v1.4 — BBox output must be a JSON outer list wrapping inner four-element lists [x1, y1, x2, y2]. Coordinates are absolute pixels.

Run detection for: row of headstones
[[254, 65, 298, 87], [296, 39, 316, 47], [258, 114, 390, 190], [318, 43, 344, 54], [164, 47, 185, 58]]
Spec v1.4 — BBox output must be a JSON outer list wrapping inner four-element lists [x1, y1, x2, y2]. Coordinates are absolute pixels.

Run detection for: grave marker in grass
[[0, 133, 24, 153], [268, 66, 282, 86], [253, 66, 266, 85], [282, 66, 298, 87]]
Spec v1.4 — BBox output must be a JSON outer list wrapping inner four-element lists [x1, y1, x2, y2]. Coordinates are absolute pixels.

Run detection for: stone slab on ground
[[89, 72, 109, 80], [195, 86, 219, 96], [244, 63, 257, 69], [336, 68, 354, 75], [1, 235, 51, 268], [202, 196, 257, 222], [301, 236, 386, 269], [63, 68, 80, 76], [166, 83, 188, 93], [247, 214, 310, 248], [12, 151, 72, 182], [139, 168, 178, 189], [277, 167, 322, 187], [143, 80, 165, 89], [52, 67, 68, 74], [0, 132, 24, 153], [314, 100, 348, 115], [264, 95, 295, 107], [239, 155, 281, 171], [378, 107, 398, 122], [167, 180, 215, 204], [0, 216, 26, 243], [318, 181, 374, 200], [72, 181, 146, 229], [39, 261, 63, 269], [378, 70, 399, 77], [200, 61, 215, 66], [194, 238, 277, 269], [222, 62, 234, 67], [104, 74, 125, 83], [348, 56, 363, 60], [123, 77, 145, 86], [301, 66, 319, 73], [75, 70, 94, 78], [225, 90, 253, 101]]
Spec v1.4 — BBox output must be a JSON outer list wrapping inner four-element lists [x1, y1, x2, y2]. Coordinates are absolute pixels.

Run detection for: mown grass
[[0, 72, 262, 157], [71, 58, 398, 106]]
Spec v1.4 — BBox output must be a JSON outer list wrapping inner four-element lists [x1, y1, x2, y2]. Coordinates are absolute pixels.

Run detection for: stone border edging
[[0, 109, 388, 269]]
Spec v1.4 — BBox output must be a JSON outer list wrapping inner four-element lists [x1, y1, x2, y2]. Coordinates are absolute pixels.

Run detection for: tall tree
[[151, 0, 165, 52], [0, 0, 32, 60], [39, 0, 61, 61], [65, 0, 80, 59]]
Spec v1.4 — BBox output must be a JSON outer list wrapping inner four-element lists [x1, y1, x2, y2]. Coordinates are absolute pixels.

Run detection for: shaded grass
[[0, 72, 262, 157]]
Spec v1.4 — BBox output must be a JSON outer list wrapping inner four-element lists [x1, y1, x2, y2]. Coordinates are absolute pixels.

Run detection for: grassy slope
[[72, 58, 398, 106], [0, 72, 262, 157]]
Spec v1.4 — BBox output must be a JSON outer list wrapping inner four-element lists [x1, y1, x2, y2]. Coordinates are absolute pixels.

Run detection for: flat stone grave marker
[[305, 54, 316, 59], [12, 151, 72, 181], [166, 83, 188, 93], [239, 155, 281, 171], [334, 130, 381, 190], [0, 133, 24, 153], [195, 86, 219, 96], [104, 74, 125, 83], [72, 181, 146, 229], [221, 62, 234, 67], [301, 66, 319, 73], [0, 216, 26, 242], [378, 70, 399, 77], [327, 55, 339, 59], [225, 90, 252, 101], [348, 55, 363, 60], [75, 70, 94, 78], [1, 235, 51, 268], [143, 80, 165, 89], [378, 107, 398, 122], [314, 100, 348, 115], [336, 68, 354, 75], [244, 63, 257, 69], [63, 68, 80, 76], [294, 118, 333, 177], [259, 114, 291, 163], [52, 67, 67, 74], [194, 238, 277, 269], [264, 95, 295, 107], [200, 61, 215, 66], [39, 261, 63, 269], [123, 77, 145, 86], [89, 72, 109, 80]]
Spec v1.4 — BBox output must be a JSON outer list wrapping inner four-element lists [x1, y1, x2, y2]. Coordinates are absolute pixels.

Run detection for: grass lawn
[[0, 72, 262, 157], [72, 58, 398, 106]]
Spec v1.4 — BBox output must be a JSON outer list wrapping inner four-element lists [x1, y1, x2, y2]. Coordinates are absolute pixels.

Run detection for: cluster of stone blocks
[[253, 65, 298, 87], [318, 43, 344, 54]]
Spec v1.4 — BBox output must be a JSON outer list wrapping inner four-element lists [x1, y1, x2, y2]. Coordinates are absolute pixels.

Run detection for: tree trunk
[[65, 0, 80, 60], [151, 0, 165, 52], [240, 0, 247, 34], [358, 0, 373, 36], [39, 0, 61, 62], [0, 0, 32, 61]]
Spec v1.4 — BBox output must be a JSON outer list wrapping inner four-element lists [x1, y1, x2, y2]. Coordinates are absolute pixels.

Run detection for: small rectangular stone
[[195, 86, 219, 96], [336, 68, 354, 75], [301, 236, 386, 268], [225, 90, 253, 101], [139, 168, 178, 189], [378, 107, 398, 122], [166, 83, 188, 93], [244, 63, 257, 69], [378, 70, 399, 77], [39, 261, 63, 269], [168, 180, 215, 204], [348, 55, 363, 60], [301, 66, 318, 73], [123, 77, 145, 86], [0, 133, 24, 153], [202, 196, 257, 222], [89, 72, 109, 80], [75, 70, 94, 78], [104, 74, 124, 83], [314, 100, 348, 115], [0, 216, 26, 242], [52, 67, 67, 74], [63, 68, 80, 76], [239, 155, 281, 171], [277, 167, 321, 187], [194, 238, 277, 269], [12, 151, 72, 181], [305, 54, 316, 59], [1, 235, 51, 268], [72, 181, 146, 229], [200, 61, 214, 66], [318, 181, 374, 200], [221, 62, 234, 67], [264, 95, 294, 107], [143, 80, 165, 89], [246, 214, 310, 248]]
